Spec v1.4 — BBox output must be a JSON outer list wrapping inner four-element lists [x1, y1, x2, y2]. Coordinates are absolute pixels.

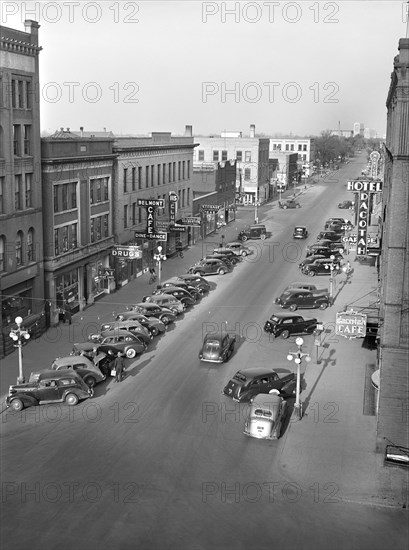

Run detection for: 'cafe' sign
[[335, 310, 367, 339]]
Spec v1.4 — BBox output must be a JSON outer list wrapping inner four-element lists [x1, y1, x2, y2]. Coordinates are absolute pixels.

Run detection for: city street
[[1, 156, 407, 550]]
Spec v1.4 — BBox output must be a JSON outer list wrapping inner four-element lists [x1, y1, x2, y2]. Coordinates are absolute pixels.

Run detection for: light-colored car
[[114, 312, 166, 336], [142, 294, 185, 315], [46, 356, 106, 387], [243, 392, 287, 440], [226, 242, 251, 256], [96, 321, 152, 344]]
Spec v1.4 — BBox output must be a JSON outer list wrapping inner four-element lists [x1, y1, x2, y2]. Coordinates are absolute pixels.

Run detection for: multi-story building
[[112, 128, 197, 285], [268, 151, 298, 192], [41, 129, 117, 324], [194, 125, 270, 206], [269, 137, 314, 176], [0, 20, 44, 356], [376, 38, 409, 453], [353, 122, 364, 136]]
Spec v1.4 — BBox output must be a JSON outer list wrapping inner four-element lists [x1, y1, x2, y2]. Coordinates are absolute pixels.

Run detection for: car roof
[[269, 313, 303, 319], [294, 226, 306, 230], [53, 356, 94, 367], [251, 393, 282, 406], [38, 370, 81, 380], [235, 367, 276, 378], [100, 329, 135, 337], [204, 332, 225, 342]]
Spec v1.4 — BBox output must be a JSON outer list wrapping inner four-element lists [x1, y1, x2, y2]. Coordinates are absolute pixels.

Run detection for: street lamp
[[254, 185, 259, 224], [287, 336, 311, 420], [324, 255, 340, 304], [9, 316, 30, 384], [153, 245, 167, 286], [293, 175, 297, 198]]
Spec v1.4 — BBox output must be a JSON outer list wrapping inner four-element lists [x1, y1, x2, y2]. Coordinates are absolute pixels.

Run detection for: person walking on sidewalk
[[113, 352, 125, 383], [64, 303, 72, 325]]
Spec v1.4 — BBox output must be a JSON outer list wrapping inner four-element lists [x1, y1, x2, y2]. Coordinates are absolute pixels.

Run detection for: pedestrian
[[64, 304, 72, 325], [113, 352, 125, 383]]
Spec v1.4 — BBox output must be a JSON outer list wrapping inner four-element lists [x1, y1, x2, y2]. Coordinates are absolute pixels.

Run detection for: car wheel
[[261, 234, 266, 240], [85, 376, 97, 388], [161, 315, 170, 325], [150, 327, 159, 337], [308, 271, 316, 277], [283, 205, 288, 209], [319, 302, 328, 310], [241, 235, 248, 241], [241, 250, 247, 257], [65, 393, 79, 406], [289, 304, 297, 312], [218, 268, 225, 275], [126, 348, 137, 359], [10, 398, 24, 411], [280, 330, 290, 339]]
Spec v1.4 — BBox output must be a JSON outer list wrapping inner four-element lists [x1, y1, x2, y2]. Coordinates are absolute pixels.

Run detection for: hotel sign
[[335, 310, 367, 339], [347, 180, 382, 256]]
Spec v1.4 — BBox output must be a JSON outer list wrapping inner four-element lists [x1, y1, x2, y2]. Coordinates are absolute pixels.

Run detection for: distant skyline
[[2, 1, 407, 137]]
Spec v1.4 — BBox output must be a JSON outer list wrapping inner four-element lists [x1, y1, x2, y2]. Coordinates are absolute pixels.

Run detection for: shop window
[[1, 290, 32, 326]]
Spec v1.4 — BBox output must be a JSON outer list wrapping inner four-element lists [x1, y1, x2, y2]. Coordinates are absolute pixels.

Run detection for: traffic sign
[[134, 232, 167, 241]]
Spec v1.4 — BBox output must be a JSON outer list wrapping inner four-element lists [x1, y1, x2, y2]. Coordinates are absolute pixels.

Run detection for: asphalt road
[[1, 156, 407, 550]]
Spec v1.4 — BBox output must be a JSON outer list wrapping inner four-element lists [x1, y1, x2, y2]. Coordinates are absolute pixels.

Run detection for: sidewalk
[[279, 259, 408, 509]]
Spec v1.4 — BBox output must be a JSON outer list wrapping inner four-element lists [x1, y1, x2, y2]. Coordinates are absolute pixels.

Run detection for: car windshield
[[254, 409, 273, 418], [269, 316, 279, 323], [281, 291, 292, 298], [233, 372, 246, 383], [205, 340, 221, 351]]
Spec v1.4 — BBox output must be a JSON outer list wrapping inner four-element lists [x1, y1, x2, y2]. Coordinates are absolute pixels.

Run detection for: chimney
[[250, 124, 255, 138], [66, 128, 70, 132], [80, 126, 84, 137], [184, 125, 193, 137]]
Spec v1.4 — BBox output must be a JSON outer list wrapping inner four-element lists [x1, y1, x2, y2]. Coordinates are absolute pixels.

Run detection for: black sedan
[[223, 368, 296, 402], [176, 274, 210, 294], [275, 288, 331, 310], [130, 303, 176, 325], [302, 258, 341, 277], [293, 226, 308, 239], [264, 314, 318, 339], [199, 333, 236, 363], [338, 200, 354, 209]]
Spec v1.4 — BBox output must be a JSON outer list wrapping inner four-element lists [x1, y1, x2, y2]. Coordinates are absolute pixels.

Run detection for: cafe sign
[[335, 310, 367, 339]]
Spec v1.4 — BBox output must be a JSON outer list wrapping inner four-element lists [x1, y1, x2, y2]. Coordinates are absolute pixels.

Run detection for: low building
[[269, 137, 314, 172]]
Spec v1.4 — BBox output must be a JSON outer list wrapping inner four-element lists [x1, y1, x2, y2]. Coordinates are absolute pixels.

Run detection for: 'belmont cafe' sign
[[335, 310, 367, 339], [347, 180, 382, 256]]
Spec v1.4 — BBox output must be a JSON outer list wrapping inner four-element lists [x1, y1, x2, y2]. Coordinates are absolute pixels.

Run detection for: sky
[[2, 1, 407, 137]]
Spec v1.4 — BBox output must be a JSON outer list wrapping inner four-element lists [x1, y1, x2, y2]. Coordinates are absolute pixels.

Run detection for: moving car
[[338, 200, 354, 209], [226, 241, 251, 256], [264, 313, 318, 339], [275, 288, 331, 310], [46, 355, 106, 387], [223, 367, 296, 402], [243, 393, 287, 440], [237, 224, 267, 241], [6, 370, 93, 411], [142, 294, 185, 314], [73, 330, 147, 359], [279, 199, 301, 209], [188, 258, 232, 276], [199, 332, 236, 363], [302, 258, 341, 277], [114, 312, 166, 337], [293, 226, 308, 239], [130, 303, 176, 325]]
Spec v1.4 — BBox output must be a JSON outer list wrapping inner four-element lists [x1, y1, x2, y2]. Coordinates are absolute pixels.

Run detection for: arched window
[[16, 231, 23, 266], [0, 235, 5, 272], [27, 228, 34, 262]]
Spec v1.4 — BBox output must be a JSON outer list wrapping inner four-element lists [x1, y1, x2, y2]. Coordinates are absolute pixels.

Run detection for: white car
[[243, 392, 287, 440]]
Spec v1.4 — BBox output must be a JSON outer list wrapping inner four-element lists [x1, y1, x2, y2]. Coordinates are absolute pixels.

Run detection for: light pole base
[[294, 403, 303, 420], [17, 376, 25, 385]]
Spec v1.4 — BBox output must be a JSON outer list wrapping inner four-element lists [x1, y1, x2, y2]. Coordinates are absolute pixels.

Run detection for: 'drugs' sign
[[335, 310, 367, 339]]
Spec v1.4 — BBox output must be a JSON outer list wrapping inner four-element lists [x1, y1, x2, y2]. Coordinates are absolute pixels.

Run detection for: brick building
[[376, 38, 409, 453], [0, 20, 45, 356]]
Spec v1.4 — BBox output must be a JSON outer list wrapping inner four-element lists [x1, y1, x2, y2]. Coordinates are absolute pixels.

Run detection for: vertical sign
[[169, 192, 178, 225], [369, 151, 380, 179], [357, 191, 369, 256], [137, 199, 164, 237]]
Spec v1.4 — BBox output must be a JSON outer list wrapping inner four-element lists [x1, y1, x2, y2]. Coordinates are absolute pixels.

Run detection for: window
[[132, 202, 136, 225], [24, 125, 31, 155], [132, 167, 136, 191], [25, 173, 32, 208], [145, 166, 149, 188], [11, 80, 17, 108], [182, 189, 185, 207], [163, 164, 166, 185], [18, 81, 24, 108], [157, 164, 161, 186], [124, 205, 128, 228], [236, 151, 242, 161], [123, 168, 128, 192], [13, 125, 20, 155], [26, 80, 32, 108], [290, 144, 294, 151], [182, 161, 186, 179], [178, 161, 181, 180], [138, 167, 142, 189], [303, 144, 307, 151], [27, 229, 34, 262], [0, 177, 4, 213], [0, 236, 5, 272], [54, 223, 78, 256], [273, 144, 277, 150], [285, 144, 289, 151], [213, 150, 219, 162], [187, 188, 190, 205], [244, 168, 251, 181], [187, 160, 190, 179], [222, 150, 228, 161], [54, 182, 78, 212], [15, 175, 22, 210], [198, 150, 204, 161], [138, 207, 142, 224], [173, 163, 176, 181], [298, 144, 302, 151], [16, 231, 23, 266], [151, 165, 154, 187], [178, 190, 181, 203], [168, 163, 172, 182], [245, 151, 251, 162]]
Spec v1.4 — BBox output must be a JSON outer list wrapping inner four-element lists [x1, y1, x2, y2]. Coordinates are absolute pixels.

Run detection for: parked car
[[325, 217, 353, 230], [283, 282, 329, 294], [205, 254, 235, 269], [94, 321, 152, 344], [293, 226, 308, 239], [306, 244, 343, 257], [44, 355, 106, 387], [275, 288, 331, 310], [317, 241, 345, 253], [142, 294, 185, 315], [243, 393, 287, 440], [316, 231, 343, 242], [299, 255, 327, 269], [73, 330, 147, 359], [212, 248, 242, 264], [199, 332, 236, 363], [223, 368, 296, 402], [6, 370, 93, 411], [114, 312, 166, 336], [237, 224, 267, 241], [338, 200, 354, 209], [264, 313, 318, 339], [158, 279, 202, 300], [130, 303, 176, 325], [302, 258, 341, 277], [176, 274, 211, 294], [151, 286, 196, 308], [188, 258, 232, 276], [226, 241, 251, 256], [279, 199, 301, 209]]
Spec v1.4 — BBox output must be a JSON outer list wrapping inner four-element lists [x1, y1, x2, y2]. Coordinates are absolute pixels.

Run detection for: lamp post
[[287, 337, 311, 419], [153, 244, 167, 286], [254, 185, 259, 224], [324, 255, 340, 304], [9, 316, 30, 384], [293, 175, 297, 198]]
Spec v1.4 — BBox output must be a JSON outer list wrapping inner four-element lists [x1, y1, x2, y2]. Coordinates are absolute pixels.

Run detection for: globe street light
[[9, 316, 30, 384], [287, 336, 311, 420], [324, 255, 341, 304], [153, 245, 167, 286]]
